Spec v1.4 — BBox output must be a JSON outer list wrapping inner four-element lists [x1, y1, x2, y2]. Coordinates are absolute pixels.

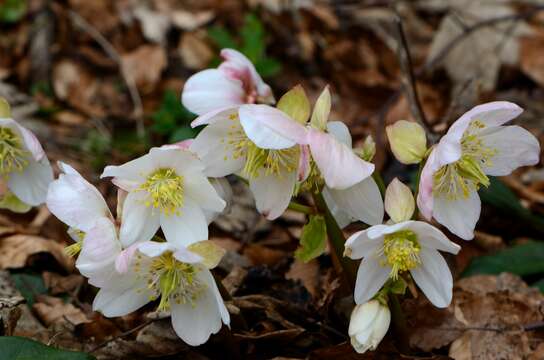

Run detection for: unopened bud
[[386, 120, 427, 164], [349, 300, 391, 354]]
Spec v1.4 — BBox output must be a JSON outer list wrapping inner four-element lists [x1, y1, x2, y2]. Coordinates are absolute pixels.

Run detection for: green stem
[[388, 293, 411, 354], [288, 201, 316, 215], [312, 191, 357, 290]]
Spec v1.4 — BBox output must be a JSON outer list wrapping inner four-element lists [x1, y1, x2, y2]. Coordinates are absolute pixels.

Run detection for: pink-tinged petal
[[327, 121, 352, 148], [354, 257, 390, 305], [191, 106, 239, 128], [10, 157, 53, 206], [46, 162, 111, 231], [325, 177, 384, 226], [249, 167, 297, 220], [297, 145, 311, 182], [478, 125, 541, 176], [219, 48, 274, 104], [14, 122, 46, 161], [308, 129, 374, 190], [417, 149, 444, 220], [404, 221, 460, 254], [433, 191, 480, 240], [170, 268, 227, 346], [410, 248, 453, 308], [189, 116, 246, 177], [345, 229, 385, 260], [239, 105, 308, 149], [182, 69, 245, 115], [161, 139, 194, 150], [115, 243, 140, 273]]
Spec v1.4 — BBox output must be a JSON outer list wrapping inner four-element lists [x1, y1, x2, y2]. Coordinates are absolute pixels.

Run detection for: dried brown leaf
[[33, 295, 90, 327], [0, 235, 73, 270]]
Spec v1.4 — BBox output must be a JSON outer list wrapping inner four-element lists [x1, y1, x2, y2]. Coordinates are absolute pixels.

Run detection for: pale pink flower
[[417, 102, 540, 240]]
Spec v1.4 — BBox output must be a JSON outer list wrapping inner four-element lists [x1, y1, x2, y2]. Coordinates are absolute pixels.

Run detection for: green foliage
[[0, 0, 26, 24], [208, 13, 281, 78], [461, 241, 544, 278], [81, 129, 112, 170], [479, 176, 544, 234], [10, 272, 47, 307], [295, 215, 327, 262], [151, 90, 197, 143], [0, 337, 95, 360]]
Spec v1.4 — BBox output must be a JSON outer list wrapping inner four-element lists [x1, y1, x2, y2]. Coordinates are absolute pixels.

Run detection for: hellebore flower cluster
[[10, 48, 536, 352]]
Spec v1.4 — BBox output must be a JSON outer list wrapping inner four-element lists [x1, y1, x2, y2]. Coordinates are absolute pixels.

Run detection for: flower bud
[[386, 120, 427, 164], [358, 135, 376, 162], [310, 86, 331, 130], [385, 178, 415, 223], [349, 300, 391, 354]]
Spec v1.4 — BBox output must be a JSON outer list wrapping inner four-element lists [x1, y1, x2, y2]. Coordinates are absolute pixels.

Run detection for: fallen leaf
[[0, 235, 73, 270], [178, 32, 214, 70], [121, 45, 167, 94], [32, 295, 90, 327], [170, 10, 214, 31], [42, 272, 84, 295], [285, 259, 319, 297]]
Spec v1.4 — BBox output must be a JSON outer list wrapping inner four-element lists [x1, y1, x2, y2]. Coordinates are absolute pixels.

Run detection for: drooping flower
[[46, 162, 114, 256], [349, 300, 391, 354], [181, 48, 274, 126], [345, 180, 460, 308], [0, 109, 53, 207], [190, 85, 310, 219], [92, 240, 230, 346], [102, 147, 226, 247], [417, 102, 540, 240]]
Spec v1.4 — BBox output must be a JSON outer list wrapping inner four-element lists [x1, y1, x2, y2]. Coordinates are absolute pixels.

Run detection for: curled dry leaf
[[42, 272, 84, 295], [0, 235, 73, 271], [121, 45, 167, 94], [178, 32, 215, 70]]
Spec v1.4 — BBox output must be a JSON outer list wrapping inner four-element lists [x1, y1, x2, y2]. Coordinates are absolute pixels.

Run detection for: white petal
[[406, 221, 460, 254], [308, 129, 374, 190], [189, 116, 246, 177], [101, 154, 153, 183], [160, 198, 208, 247], [324, 177, 384, 226], [410, 248, 453, 308], [93, 280, 152, 317], [239, 105, 307, 150], [345, 229, 384, 260], [173, 247, 203, 264], [322, 188, 355, 229], [185, 174, 226, 213], [119, 192, 160, 247], [182, 69, 245, 115], [170, 268, 227, 346], [478, 125, 541, 176], [8, 157, 53, 206], [433, 191, 480, 240], [249, 168, 297, 220], [46, 164, 111, 231], [327, 121, 352, 148], [15, 122, 46, 161], [137, 241, 176, 257], [354, 257, 390, 305], [148, 147, 205, 176]]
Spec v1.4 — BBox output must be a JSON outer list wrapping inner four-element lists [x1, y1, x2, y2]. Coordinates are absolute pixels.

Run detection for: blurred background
[[2, 0, 544, 359]]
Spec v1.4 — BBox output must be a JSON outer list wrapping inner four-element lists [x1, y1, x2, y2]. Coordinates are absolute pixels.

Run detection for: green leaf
[[169, 126, 197, 143], [151, 90, 196, 135], [208, 26, 238, 50], [480, 177, 544, 233], [461, 241, 544, 278], [0, 337, 95, 360], [532, 278, 544, 293], [240, 14, 265, 63], [255, 57, 281, 78], [9, 272, 47, 307], [0, 0, 27, 24], [295, 215, 327, 263]]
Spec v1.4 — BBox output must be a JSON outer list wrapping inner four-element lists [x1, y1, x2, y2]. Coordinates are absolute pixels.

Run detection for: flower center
[[138, 252, 205, 311], [64, 228, 85, 257], [433, 120, 495, 200], [0, 127, 29, 176], [221, 114, 299, 179], [381, 230, 421, 280], [139, 168, 184, 215]]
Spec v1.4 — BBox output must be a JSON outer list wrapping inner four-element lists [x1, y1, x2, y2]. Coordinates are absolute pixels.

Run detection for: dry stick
[[67, 10, 145, 138], [89, 319, 156, 353]]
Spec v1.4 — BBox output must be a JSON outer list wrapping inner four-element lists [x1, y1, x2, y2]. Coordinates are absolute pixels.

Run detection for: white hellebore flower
[[182, 48, 274, 126], [417, 102, 540, 240], [92, 240, 230, 346], [102, 147, 226, 247], [0, 116, 53, 206], [345, 179, 461, 308], [190, 87, 309, 220], [349, 300, 391, 354]]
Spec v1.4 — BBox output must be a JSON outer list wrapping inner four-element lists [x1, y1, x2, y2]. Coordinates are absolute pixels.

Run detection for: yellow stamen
[[381, 230, 421, 280], [138, 168, 184, 216], [0, 127, 29, 176], [64, 240, 83, 257]]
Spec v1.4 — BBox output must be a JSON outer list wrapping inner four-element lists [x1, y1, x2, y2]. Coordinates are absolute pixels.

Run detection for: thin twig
[[68, 10, 145, 138], [393, 10, 430, 135], [89, 319, 156, 353]]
